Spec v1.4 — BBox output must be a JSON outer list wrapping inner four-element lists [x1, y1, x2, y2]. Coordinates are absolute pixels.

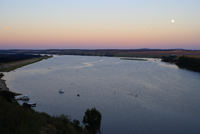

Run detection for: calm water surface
[[4, 55, 200, 134]]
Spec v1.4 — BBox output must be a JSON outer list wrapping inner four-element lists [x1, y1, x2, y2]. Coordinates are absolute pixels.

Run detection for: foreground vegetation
[[0, 95, 80, 134], [0, 92, 102, 134], [162, 56, 200, 72]]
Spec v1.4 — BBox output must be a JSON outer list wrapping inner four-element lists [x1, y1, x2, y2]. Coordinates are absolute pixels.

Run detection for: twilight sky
[[0, 0, 200, 49]]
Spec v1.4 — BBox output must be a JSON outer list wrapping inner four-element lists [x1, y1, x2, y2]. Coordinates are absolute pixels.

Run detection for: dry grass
[[0, 57, 49, 72]]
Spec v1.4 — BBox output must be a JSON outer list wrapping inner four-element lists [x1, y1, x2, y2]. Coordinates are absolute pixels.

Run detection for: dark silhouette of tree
[[83, 108, 102, 134]]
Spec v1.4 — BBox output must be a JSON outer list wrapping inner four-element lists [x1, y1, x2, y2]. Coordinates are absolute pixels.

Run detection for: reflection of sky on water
[[4, 55, 200, 134]]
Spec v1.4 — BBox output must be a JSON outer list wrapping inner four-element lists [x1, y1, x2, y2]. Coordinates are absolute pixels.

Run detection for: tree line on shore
[[162, 55, 200, 72]]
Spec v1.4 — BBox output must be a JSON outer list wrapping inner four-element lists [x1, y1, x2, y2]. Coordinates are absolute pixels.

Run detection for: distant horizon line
[[0, 48, 200, 51]]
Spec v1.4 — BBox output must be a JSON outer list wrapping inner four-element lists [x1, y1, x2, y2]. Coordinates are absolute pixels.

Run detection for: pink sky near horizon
[[1, 25, 199, 49]]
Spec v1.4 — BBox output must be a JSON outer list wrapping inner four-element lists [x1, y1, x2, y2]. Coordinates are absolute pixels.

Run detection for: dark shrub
[[83, 108, 102, 134]]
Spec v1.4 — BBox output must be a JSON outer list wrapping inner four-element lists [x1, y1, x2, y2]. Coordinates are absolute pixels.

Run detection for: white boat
[[22, 102, 36, 108], [17, 95, 30, 101], [59, 89, 64, 94]]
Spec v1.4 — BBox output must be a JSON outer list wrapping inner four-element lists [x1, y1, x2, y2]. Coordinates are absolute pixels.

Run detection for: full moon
[[171, 19, 175, 24]]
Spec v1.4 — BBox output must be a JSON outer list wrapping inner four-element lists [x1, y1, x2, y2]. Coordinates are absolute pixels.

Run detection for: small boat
[[17, 95, 30, 101], [59, 89, 64, 94], [23, 103, 36, 108], [28, 103, 37, 107]]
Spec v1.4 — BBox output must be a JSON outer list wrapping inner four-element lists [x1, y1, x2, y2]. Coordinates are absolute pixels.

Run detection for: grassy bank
[[120, 57, 148, 61], [0, 54, 52, 72], [162, 56, 200, 73]]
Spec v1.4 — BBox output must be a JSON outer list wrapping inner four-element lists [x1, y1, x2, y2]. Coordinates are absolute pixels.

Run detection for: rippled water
[[4, 55, 200, 134]]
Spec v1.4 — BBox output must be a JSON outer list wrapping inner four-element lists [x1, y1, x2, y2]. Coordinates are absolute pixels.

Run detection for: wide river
[[4, 55, 200, 134]]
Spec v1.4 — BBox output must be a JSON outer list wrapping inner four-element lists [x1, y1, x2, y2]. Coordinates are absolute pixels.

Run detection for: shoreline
[[162, 56, 200, 73], [0, 55, 52, 72], [0, 55, 52, 93]]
